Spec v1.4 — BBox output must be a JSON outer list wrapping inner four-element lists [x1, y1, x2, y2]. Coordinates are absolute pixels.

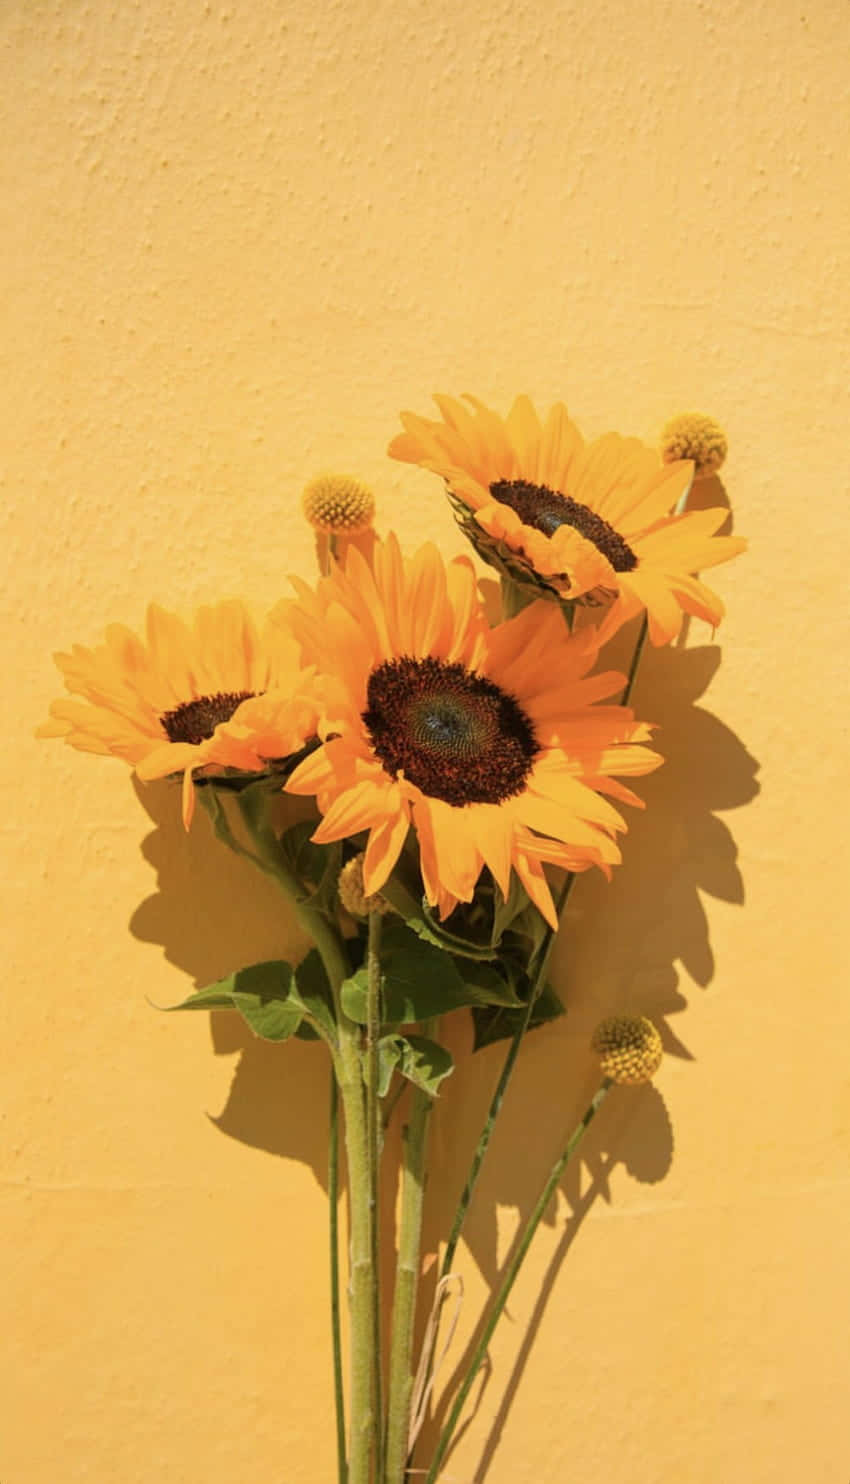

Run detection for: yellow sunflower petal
[[285, 534, 662, 916], [40, 600, 316, 783], [392, 395, 745, 646]]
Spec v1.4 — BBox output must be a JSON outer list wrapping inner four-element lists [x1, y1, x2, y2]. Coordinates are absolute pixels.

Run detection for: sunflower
[[278, 535, 661, 928], [38, 601, 319, 826], [389, 394, 746, 645]]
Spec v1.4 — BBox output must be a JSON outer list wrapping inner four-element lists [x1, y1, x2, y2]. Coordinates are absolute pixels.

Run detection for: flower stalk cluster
[[39, 393, 743, 1481]]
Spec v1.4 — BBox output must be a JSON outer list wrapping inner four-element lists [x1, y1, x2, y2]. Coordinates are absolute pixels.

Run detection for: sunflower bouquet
[[39, 395, 744, 1483]]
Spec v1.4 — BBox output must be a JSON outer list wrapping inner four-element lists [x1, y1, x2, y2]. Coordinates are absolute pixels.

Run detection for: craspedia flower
[[274, 534, 662, 929], [338, 853, 392, 917], [37, 602, 319, 827], [389, 395, 746, 646], [591, 1015, 663, 1085], [660, 412, 728, 480], [301, 473, 375, 534]]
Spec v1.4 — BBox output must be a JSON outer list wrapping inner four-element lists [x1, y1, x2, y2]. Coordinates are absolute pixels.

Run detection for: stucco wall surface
[[2, 2, 848, 1481]]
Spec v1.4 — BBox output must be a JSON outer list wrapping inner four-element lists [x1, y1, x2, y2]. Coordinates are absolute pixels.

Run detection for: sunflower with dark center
[[280, 535, 662, 927], [38, 601, 320, 827], [389, 394, 746, 645]]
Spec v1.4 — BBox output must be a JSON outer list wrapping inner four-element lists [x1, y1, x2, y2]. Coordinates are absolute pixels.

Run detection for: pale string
[[406, 1272, 465, 1457]]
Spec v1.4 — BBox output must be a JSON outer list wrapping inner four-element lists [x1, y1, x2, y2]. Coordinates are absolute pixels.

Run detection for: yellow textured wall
[[3, 2, 848, 1481]]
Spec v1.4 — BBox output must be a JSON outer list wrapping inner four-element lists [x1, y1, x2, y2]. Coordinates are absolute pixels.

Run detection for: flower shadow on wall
[[413, 631, 760, 1472], [127, 620, 759, 1469]]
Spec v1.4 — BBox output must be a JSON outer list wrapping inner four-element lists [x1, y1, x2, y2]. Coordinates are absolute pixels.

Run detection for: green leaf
[[377, 855, 498, 961], [490, 874, 533, 946], [163, 953, 338, 1045], [376, 1035, 403, 1097], [471, 980, 566, 1051], [377, 1034, 454, 1098], [290, 946, 337, 1041], [278, 818, 342, 910], [405, 900, 498, 961], [340, 967, 372, 1024], [501, 901, 550, 963], [397, 1034, 454, 1095], [339, 917, 521, 1025]]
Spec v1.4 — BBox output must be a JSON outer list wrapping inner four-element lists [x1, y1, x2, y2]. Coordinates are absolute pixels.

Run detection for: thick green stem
[[225, 792, 376, 1484], [424, 1078, 614, 1484], [384, 1017, 439, 1484], [329, 1072, 348, 1484], [336, 1019, 378, 1484], [366, 911, 385, 1484]]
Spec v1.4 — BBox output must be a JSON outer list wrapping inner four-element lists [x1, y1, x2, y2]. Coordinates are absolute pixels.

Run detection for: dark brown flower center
[[363, 657, 537, 807], [161, 691, 256, 746], [489, 478, 637, 572]]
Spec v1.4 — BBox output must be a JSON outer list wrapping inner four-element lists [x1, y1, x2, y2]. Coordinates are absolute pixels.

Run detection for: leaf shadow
[[129, 780, 333, 1190]]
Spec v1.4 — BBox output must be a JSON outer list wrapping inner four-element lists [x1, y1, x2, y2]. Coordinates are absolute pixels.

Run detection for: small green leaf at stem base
[[377, 1034, 454, 1098]]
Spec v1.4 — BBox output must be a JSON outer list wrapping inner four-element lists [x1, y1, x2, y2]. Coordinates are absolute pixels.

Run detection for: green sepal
[[471, 979, 566, 1051], [445, 488, 566, 603], [377, 1033, 454, 1098]]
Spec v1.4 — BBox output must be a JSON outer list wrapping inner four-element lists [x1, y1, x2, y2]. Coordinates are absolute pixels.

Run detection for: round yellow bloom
[[591, 1015, 663, 1085], [301, 474, 375, 534], [660, 412, 728, 479], [338, 853, 392, 917]]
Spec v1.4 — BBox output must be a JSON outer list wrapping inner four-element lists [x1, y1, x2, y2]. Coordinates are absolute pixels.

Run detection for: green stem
[[620, 477, 691, 702], [424, 1078, 614, 1484], [440, 870, 576, 1280], [336, 1018, 378, 1484], [408, 874, 577, 1467], [224, 791, 376, 1484], [366, 911, 385, 1484], [384, 1017, 439, 1484], [329, 1072, 348, 1484], [620, 614, 648, 706]]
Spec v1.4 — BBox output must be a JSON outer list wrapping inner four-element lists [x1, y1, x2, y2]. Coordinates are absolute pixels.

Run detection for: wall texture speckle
[[3, 2, 848, 1480]]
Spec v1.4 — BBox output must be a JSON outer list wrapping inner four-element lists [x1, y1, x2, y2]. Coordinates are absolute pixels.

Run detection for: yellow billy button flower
[[301, 474, 376, 534], [660, 412, 728, 480], [337, 853, 392, 918], [591, 1015, 663, 1085]]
